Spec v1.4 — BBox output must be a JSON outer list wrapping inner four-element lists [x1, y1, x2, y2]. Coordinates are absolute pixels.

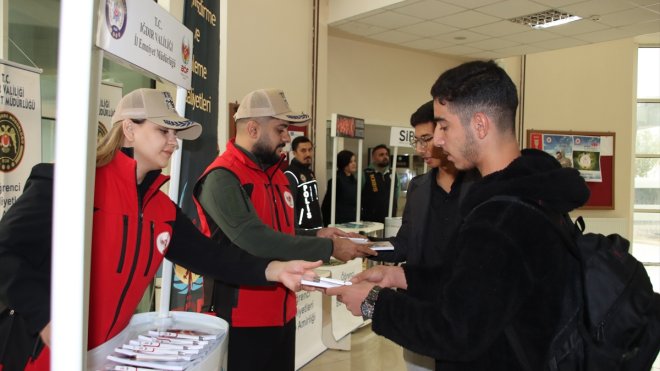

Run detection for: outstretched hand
[[317, 227, 364, 239], [331, 237, 377, 262], [351, 265, 407, 289], [265, 260, 323, 292]]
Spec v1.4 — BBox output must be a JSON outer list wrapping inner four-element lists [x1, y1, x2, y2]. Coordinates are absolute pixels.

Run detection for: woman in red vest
[[0, 88, 321, 371]]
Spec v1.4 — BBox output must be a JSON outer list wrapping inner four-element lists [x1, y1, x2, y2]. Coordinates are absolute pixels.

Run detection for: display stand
[[319, 258, 365, 350], [51, 1, 226, 369], [387, 126, 416, 218]]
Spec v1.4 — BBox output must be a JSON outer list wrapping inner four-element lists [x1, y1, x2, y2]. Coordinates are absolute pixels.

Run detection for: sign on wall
[[96, 0, 193, 89], [0, 60, 42, 219], [331, 113, 365, 139], [389, 126, 414, 148], [97, 81, 123, 142]]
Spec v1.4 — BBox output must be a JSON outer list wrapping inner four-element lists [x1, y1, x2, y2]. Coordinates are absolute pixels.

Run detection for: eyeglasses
[[410, 135, 433, 149]]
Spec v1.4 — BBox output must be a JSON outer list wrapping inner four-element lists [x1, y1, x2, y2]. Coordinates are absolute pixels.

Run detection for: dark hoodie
[[371, 149, 590, 371]]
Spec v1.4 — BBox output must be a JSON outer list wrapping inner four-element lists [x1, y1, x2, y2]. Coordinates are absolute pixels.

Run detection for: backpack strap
[[468, 195, 581, 259]]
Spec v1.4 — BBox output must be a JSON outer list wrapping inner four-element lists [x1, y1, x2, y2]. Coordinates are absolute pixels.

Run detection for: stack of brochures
[[102, 329, 223, 371]]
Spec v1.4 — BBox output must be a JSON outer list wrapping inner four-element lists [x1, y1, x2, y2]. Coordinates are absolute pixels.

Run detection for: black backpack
[[476, 196, 660, 371]]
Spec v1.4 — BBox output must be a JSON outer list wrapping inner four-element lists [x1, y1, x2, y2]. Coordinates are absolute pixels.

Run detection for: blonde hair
[[96, 121, 125, 167]]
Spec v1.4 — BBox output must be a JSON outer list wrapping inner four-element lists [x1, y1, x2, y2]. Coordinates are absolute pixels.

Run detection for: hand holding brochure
[[301, 276, 353, 288]]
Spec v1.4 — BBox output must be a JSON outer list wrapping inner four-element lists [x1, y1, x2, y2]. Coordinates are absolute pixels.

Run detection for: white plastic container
[[87, 311, 228, 371]]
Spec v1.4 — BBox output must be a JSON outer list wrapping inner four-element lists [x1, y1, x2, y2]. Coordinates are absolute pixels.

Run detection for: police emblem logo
[[300, 174, 306, 182], [105, 0, 127, 39], [97, 122, 108, 143], [283, 191, 295, 209], [0, 111, 25, 173]]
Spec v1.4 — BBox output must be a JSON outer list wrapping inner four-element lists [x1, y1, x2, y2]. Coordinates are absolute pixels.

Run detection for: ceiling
[[328, 0, 660, 59]]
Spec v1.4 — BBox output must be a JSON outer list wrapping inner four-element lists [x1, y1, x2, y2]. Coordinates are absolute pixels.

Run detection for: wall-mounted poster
[[0, 60, 42, 219], [527, 129, 615, 210]]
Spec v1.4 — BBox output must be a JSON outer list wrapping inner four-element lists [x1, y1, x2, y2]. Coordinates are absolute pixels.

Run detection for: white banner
[[0, 60, 42, 218], [96, 0, 193, 89], [389, 126, 414, 148], [295, 290, 326, 369], [97, 82, 123, 142]]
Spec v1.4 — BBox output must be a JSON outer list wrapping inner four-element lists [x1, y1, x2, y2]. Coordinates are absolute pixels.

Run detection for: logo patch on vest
[[283, 191, 295, 209], [156, 231, 171, 254]]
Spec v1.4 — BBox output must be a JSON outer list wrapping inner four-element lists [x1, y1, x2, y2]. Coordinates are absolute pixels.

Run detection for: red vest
[[194, 140, 297, 327], [89, 151, 175, 348]]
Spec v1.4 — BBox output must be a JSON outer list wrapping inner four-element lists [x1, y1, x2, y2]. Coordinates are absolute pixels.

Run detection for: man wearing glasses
[[369, 100, 479, 371]]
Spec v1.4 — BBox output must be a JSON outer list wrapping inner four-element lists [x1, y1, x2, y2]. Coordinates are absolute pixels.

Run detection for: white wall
[[221, 0, 314, 152], [327, 35, 465, 126], [521, 38, 637, 235]]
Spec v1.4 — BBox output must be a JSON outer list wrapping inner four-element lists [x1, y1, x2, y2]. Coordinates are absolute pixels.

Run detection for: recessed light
[[509, 9, 582, 29]]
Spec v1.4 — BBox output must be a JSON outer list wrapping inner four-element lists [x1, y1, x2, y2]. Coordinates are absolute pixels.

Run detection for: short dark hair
[[291, 136, 312, 151], [337, 150, 354, 171], [371, 144, 390, 156], [430, 60, 518, 133], [410, 100, 434, 127]]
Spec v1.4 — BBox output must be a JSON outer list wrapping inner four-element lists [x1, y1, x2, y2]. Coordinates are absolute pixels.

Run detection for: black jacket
[[321, 171, 358, 226], [361, 167, 398, 223], [374, 169, 478, 265], [372, 149, 590, 371]]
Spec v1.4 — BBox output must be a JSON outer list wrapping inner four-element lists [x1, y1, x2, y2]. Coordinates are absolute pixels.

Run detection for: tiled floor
[[300, 324, 406, 371], [300, 324, 660, 371]]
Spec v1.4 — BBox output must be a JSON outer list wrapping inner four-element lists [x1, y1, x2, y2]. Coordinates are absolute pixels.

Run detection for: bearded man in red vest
[[193, 88, 375, 371]]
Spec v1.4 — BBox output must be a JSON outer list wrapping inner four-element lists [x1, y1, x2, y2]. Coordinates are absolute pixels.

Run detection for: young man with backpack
[[327, 60, 660, 371], [328, 60, 593, 370]]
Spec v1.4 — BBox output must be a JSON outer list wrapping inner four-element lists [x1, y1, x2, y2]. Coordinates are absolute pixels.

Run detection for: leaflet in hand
[[371, 241, 394, 251], [301, 276, 353, 288], [345, 237, 394, 251]]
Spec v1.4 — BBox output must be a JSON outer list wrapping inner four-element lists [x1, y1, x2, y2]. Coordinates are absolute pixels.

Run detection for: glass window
[[637, 48, 660, 99], [634, 48, 660, 292]]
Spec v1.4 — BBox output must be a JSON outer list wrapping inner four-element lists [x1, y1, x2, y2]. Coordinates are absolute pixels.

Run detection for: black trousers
[[227, 318, 296, 371]]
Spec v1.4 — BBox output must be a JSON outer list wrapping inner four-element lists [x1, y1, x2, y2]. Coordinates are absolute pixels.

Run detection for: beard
[[460, 128, 479, 165], [253, 137, 283, 166]]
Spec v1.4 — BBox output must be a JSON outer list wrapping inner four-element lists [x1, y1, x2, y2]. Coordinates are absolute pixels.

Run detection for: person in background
[[326, 60, 589, 370], [193, 89, 375, 371], [321, 150, 359, 226], [362, 144, 398, 223], [0, 88, 320, 371], [369, 100, 479, 371], [284, 136, 329, 235]]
